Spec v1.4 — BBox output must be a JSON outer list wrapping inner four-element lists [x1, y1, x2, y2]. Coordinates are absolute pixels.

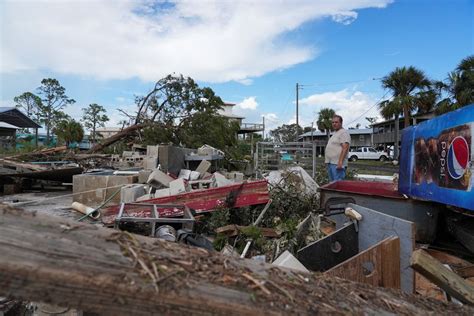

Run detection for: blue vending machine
[[398, 104, 474, 211]]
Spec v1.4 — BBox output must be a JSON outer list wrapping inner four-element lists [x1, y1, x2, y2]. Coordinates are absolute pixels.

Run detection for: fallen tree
[[0, 205, 472, 315], [85, 123, 145, 154]]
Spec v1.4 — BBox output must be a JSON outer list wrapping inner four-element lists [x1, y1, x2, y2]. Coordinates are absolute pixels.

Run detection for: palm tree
[[379, 66, 432, 129], [436, 55, 474, 114], [54, 120, 85, 148], [316, 108, 335, 139]]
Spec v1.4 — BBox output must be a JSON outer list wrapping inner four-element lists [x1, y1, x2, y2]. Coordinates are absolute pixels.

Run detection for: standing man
[[325, 115, 351, 182]]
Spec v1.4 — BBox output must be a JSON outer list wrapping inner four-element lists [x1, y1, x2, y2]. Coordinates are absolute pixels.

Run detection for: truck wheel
[[379, 155, 387, 162], [349, 155, 357, 162]]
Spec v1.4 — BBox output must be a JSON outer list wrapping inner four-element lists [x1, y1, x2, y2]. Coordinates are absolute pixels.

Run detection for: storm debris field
[[1, 140, 474, 315]]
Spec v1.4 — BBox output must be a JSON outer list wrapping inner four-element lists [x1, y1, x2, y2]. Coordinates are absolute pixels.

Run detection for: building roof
[[0, 107, 41, 128], [372, 111, 435, 127], [298, 128, 372, 138], [0, 122, 18, 129]]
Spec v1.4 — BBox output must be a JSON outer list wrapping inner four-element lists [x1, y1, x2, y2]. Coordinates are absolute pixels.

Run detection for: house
[[372, 111, 435, 150], [218, 102, 264, 136], [297, 128, 373, 156], [0, 107, 42, 148]]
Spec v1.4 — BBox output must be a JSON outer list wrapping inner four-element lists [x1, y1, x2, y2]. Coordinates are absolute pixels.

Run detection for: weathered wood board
[[347, 203, 415, 294], [297, 222, 358, 272], [325, 236, 401, 289]]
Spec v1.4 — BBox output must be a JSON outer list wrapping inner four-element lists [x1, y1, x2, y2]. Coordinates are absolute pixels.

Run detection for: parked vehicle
[[348, 146, 389, 162]]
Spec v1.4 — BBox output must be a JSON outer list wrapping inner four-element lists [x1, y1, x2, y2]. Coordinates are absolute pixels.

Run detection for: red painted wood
[[101, 180, 270, 225]]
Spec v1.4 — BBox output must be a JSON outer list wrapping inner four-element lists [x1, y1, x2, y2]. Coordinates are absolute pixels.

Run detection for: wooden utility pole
[[296, 83, 299, 128]]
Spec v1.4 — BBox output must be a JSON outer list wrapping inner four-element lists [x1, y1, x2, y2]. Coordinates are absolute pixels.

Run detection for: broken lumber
[[410, 249, 474, 305], [100, 180, 270, 225], [1, 206, 471, 315], [85, 124, 146, 154]]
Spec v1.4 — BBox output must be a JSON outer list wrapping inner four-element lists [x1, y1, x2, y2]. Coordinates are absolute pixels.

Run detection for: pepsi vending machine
[[399, 104, 474, 211]]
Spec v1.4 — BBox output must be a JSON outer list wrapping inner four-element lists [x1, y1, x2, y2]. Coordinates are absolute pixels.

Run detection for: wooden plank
[[296, 222, 358, 272], [325, 236, 400, 289], [347, 203, 415, 294], [1, 206, 466, 315], [411, 249, 474, 305]]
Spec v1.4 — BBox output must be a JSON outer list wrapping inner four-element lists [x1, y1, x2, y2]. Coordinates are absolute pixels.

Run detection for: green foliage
[[36, 78, 75, 144], [82, 103, 109, 143], [269, 123, 303, 142], [54, 119, 84, 147], [378, 66, 432, 128], [317, 108, 336, 138], [435, 55, 474, 114], [13, 92, 42, 127]]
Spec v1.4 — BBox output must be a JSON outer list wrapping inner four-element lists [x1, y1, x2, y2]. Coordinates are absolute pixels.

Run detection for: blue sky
[[1, 0, 473, 134]]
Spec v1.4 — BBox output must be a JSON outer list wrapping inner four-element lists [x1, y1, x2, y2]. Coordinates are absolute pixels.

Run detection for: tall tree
[[317, 108, 335, 139], [435, 55, 474, 114], [82, 104, 109, 144], [54, 119, 84, 148], [269, 124, 303, 142], [379, 66, 432, 128], [13, 92, 42, 122], [36, 78, 75, 145]]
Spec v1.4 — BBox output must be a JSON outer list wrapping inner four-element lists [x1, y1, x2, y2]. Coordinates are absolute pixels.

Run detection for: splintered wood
[[0, 205, 473, 315]]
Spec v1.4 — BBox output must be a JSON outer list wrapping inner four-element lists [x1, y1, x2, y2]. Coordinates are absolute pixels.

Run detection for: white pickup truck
[[348, 147, 389, 162]]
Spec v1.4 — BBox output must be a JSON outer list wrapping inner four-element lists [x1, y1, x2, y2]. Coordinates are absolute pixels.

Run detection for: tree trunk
[[0, 205, 470, 315], [403, 104, 410, 128], [85, 123, 146, 154]]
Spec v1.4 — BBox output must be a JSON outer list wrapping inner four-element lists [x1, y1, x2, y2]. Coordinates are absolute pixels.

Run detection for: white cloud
[[298, 88, 381, 128], [236, 97, 258, 110], [1, 0, 392, 83]]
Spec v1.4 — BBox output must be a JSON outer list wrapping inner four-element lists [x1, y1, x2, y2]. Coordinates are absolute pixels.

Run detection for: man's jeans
[[327, 163, 346, 182]]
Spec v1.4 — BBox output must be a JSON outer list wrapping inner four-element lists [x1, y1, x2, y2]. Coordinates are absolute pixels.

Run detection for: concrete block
[[154, 188, 171, 198], [146, 145, 159, 157], [120, 184, 147, 203], [143, 157, 158, 170], [227, 172, 244, 182], [169, 178, 187, 195], [136, 194, 153, 201], [190, 171, 200, 181], [195, 160, 211, 175], [138, 170, 153, 183], [73, 173, 137, 207], [178, 169, 192, 180], [212, 172, 233, 187], [147, 169, 174, 187], [273, 250, 310, 273]]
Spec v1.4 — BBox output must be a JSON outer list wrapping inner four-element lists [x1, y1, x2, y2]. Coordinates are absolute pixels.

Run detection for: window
[[359, 135, 365, 141], [369, 148, 376, 153]]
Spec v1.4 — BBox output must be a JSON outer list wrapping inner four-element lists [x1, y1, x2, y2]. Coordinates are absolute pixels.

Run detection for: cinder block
[[195, 160, 211, 175], [190, 171, 200, 181], [143, 157, 158, 170], [147, 169, 174, 187], [121, 184, 146, 203], [227, 172, 244, 182], [146, 145, 159, 157], [138, 170, 153, 183], [169, 178, 187, 195], [154, 188, 171, 198], [178, 169, 192, 180], [136, 194, 153, 201], [212, 172, 232, 187]]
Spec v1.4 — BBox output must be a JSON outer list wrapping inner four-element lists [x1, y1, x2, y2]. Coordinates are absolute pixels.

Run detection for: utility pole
[[296, 83, 299, 128]]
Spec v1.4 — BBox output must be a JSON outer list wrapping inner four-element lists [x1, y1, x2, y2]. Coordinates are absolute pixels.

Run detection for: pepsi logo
[[447, 136, 470, 179]]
